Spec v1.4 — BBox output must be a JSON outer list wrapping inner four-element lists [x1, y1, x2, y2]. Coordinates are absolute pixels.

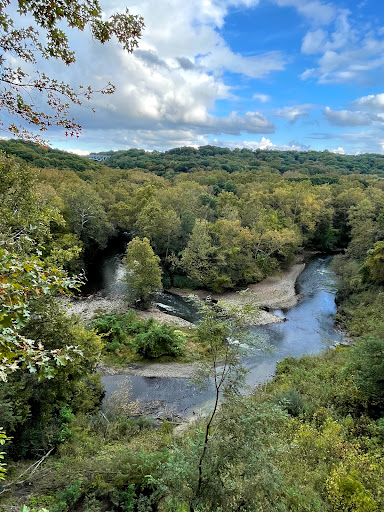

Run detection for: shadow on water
[[82, 233, 130, 296], [101, 254, 345, 418]]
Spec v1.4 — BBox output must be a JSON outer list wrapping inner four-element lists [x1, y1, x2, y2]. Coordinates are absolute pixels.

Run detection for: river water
[[99, 255, 345, 418]]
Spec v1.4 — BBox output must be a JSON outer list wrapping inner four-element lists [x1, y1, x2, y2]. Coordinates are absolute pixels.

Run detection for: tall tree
[[123, 237, 162, 308], [180, 220, 216, 287], [135, 200, 181, 258]]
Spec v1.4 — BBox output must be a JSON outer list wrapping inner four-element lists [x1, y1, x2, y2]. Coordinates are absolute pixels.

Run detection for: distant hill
[[101, 145, 384, 178], [0, 139, 102, 172], [2, 140, 384, 178]]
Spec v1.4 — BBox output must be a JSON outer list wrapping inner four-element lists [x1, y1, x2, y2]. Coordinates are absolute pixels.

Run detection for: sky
[[6, 0, 384, 154]]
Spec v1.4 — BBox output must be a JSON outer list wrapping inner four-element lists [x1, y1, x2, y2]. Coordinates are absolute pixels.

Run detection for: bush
[[134, 324, 185, 358], [212, 274, 233, 293], [92, 311, 150, 354], [348, 337, 384, 415], [93, 311, 144, 342], [93, 313, 186, 360], [275, 389, 307, 417]]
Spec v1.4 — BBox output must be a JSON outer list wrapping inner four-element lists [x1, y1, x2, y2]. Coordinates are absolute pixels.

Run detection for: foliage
[[1, 139, 384, 511], [362, 241, 384, 285], [0, 428, 11, 481], [348, 337, 384, 414], [161, 299, 260, 511], [1, 298, 104, 457], [21, 506, 49, 512], [105, 145, 384, 179], [123, 237, 162, 308], [0, 151, 60, 250], [92, 311, 144, 344], [93, 312, 186, 361], [2, 140, 384, 292], [134, 324, 185, 359], [0, 139, 102, 171], [0, 0, 144, 142], [0, 248, 82, 381]]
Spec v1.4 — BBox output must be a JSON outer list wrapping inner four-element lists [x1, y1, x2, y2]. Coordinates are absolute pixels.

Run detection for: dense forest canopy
[[0, 139, 383, 294], [3, 139, 384, 177], [103, 145, 384, 178]]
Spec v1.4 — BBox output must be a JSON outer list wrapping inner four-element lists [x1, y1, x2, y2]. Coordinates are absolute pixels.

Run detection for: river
[[99, 254, 345, 419]]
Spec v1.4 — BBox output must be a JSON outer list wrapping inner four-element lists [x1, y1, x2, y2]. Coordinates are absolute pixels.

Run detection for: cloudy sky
[[9, 0, 384, 154]]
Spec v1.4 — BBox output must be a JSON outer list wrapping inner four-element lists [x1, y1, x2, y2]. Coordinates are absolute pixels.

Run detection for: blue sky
[[7, 0, 384, 154]]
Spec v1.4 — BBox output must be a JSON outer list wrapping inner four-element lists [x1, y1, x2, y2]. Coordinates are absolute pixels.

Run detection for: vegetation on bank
[[93, 311, 194, 365], [0, 140, 383, 511]]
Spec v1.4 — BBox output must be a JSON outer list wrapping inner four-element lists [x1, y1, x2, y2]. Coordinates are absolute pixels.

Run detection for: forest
[[0, 138, 384, 512]]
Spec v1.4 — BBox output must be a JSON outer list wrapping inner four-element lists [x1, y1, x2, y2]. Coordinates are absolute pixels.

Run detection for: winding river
[[97, 254, 345, 418]]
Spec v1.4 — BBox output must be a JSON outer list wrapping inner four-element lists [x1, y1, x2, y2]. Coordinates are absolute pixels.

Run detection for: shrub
[[92, 311, 150, 353], [134, 324, 185, 358], [275, 389, 307, 417], [348, 337, 384, 415]]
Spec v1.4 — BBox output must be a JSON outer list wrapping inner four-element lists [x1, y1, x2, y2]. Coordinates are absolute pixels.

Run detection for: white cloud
[[300, 9, 384, 84], [350, 93, 384, 113], [323, 106, 379, 127], [274, 104, 316, 123], [198, 47, 286, 78], [253, 93, 271, 103], [301, 29, 327, 54], [271, 0, 337, 25], [66, 149, 90, 156], [338, 129, 384, 154], [27, 0, 280, 149], [203, 111, 274, 134], [56, 128, 210, 152], [309, 127, 384, 155], [220, 137, 311, 151], [301, 9, 353, 55], [331, 146, 345, 154]]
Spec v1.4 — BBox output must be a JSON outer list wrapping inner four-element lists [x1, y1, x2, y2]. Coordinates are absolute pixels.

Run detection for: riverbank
[[62, 296, 194, 328], [98, 361, 199, 378], [169, 260, 306, 325], [63, 258, 305, 328]]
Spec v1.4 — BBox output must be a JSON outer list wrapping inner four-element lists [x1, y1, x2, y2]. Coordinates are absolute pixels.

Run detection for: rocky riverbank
[[62, 295, 194, 328], [63, 260, 305, 329]]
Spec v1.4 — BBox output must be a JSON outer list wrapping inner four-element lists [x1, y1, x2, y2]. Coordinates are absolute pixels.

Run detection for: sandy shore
[[169, 261, 305, 325]]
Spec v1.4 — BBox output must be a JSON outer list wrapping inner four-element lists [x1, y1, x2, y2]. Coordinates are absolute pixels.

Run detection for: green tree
[[348, 337, 384, 413], [180, 220, 217, 287], [347, 199, 377, 259], [0, 248, 83, 382], [123, 237, 162, 308], [0, 152, 61, 250], [0, 0, 144, 142], [62, 183, 113, 250], [159, 299, 262, 512], [135, 199, 181, 258], [362, 241, 384, 285], [0, 297, 104, 457]]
